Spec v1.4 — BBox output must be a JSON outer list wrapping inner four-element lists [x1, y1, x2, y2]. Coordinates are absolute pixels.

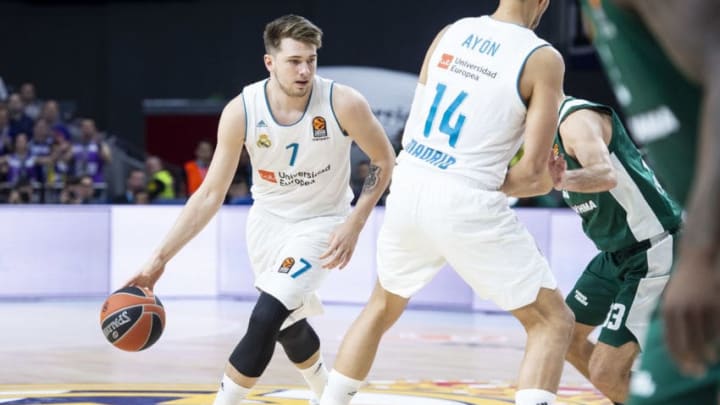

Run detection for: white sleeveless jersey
[[398, 16, 549, 189], [242, 76, 353, 220]]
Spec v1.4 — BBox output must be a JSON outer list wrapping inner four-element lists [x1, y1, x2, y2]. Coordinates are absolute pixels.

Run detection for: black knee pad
[[277, 319, 320, 363], [228, 292, 291, 377]]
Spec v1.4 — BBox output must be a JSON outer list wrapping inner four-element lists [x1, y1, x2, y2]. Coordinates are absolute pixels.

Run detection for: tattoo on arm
[[362, 164, 381, 193]]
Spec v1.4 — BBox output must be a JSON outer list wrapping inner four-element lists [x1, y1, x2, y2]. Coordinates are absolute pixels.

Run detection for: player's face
[[530, 0, 550, 30], [265, 38, 317, 98]]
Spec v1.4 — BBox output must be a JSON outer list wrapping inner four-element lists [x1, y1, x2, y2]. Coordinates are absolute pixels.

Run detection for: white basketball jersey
[[242, 76, 353, 219], [398, 16, 549, 189]]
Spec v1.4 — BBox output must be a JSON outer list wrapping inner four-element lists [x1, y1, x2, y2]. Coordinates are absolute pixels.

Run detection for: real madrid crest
[[257, 134, 272, 148]]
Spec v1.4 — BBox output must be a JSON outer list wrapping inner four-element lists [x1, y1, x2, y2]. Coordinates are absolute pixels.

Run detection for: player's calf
[[588, 341, 639, 403], [278, 319, 328, 400]]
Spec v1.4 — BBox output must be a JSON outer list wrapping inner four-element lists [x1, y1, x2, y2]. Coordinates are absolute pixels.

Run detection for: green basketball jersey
[[579, 0, 701, 206], [555, 97, 682, 252]]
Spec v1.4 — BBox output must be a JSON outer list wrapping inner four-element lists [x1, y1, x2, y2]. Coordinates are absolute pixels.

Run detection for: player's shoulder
[[522, 44, 565, 87], [329, 82, 369, 116], [223, 93, 246, 116], [529, 45, 564, 71], [216, 93, 248, 136]]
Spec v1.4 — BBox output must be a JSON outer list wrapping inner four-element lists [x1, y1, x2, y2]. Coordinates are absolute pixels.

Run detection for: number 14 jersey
[[398, 16, 549, 190]]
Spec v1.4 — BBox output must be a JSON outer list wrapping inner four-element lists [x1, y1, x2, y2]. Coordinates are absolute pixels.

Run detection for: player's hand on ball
[[124, 259, 165, 290]]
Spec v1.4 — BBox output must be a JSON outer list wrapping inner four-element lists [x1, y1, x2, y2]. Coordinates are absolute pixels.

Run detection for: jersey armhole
[[240, 92, 248, 143], [560, 104, 616, 155], [516, 43, 551, 107], [329, 81, 349, 137]]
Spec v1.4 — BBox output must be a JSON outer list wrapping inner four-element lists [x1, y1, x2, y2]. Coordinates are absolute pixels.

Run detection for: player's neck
[[265, 79, 311, 121], [491, 8, 532, 28]]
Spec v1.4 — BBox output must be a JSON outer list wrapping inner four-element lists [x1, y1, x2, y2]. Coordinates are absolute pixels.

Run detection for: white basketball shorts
[[377, 162, 557, 311], [246, 205, 345, 328]]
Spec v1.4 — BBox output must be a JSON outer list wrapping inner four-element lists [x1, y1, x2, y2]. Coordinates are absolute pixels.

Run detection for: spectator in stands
[[19, 83, 42, 120], [0, 105, 11, 155], [134, 190, 150, 204], [40, 100, 71, 140], [6, 133, 38, 185], [47, 135, 72, 187], [113, 168, 147, 204], [77, 174, 98, 203], [7, 178, 34, 204], [0, 155, 10, 190], [184, 139, 213, 196], [7, 93, 33, 138], [226, 173, 252, 205], [29, 119, 54, 182], [71, 118, 111, 184], [59, 176, 83, 204], [145, 156, 175, 201]]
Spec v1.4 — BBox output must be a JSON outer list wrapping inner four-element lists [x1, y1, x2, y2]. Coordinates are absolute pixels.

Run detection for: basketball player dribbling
[[579, 1, 720, 404], [319, 1, 575, 405], [124, 15, 395, 405]]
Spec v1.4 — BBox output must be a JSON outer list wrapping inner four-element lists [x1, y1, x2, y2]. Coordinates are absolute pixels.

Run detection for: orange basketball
[[100, 286, 165, 351]]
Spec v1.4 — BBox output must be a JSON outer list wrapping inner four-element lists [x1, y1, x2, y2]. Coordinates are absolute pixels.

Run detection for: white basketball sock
[[212, 373, 250, 405], [515, 388, 556, 405], [319, 369, 363, 405], [298, 355, 329, 400]]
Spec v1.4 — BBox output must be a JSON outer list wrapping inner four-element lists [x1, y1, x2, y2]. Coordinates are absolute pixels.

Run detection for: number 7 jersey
[[242, 76, 353, 220], [398, 16, 549, 189]]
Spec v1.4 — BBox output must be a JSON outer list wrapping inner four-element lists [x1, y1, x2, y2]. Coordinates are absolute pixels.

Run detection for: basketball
[[100, 286, 166, 351]]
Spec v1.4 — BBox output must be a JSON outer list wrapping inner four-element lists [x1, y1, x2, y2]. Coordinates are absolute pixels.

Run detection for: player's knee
[[522, 291, 575, 338], [249, 292, 293, 331], [228, 293, 292, 377], [532, 302, 574, 341], [364, 286, 407, 327], [277, 319, 320, 364], [551, 303, 575, 337]]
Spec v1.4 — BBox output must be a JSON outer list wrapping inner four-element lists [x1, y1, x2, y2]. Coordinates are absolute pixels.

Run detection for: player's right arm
[[125, 95, 246, 290], [554, 109, 617, 193], [501, 46, 565, 197]]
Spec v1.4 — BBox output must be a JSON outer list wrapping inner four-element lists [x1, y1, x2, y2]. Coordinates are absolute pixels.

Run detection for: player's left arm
[[319, 84, 395, 269], [663, 37, 720, 376], [501, 46, 565, 197], [622, 0, 720, 375], [555, 109, 617, 193]]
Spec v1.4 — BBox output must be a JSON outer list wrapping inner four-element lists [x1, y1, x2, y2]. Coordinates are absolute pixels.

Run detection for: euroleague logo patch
[[0, 382, 610, 404], [278, 257, 296, 274], [312, 116, 328, 140]]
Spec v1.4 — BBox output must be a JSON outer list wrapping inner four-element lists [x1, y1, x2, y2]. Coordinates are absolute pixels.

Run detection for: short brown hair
[[263, 14, 323, 53]]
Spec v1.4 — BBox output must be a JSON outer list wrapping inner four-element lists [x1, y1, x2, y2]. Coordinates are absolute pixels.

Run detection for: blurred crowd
[[0, 82, 112, 204], [0, 80, 361, 206], [0, 79, 560, 208]]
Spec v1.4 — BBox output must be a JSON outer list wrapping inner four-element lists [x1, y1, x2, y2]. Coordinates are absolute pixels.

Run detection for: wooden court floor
[[0, 299, 611, 404]]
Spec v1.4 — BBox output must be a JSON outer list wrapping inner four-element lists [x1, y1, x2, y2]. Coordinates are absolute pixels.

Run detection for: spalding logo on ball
[[100, 286, 165, 351]]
